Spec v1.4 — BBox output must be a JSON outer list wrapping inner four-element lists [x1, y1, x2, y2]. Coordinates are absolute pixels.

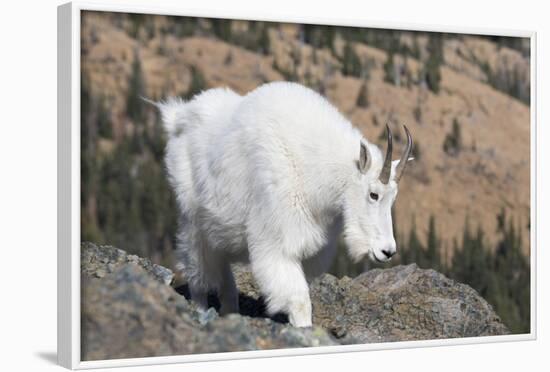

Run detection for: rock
[[81, 243, 336, 361], [234, 263, 508, 343], [81, 242, 174, 285], [310, 264, 509, 343], [81, 243, 508, 360]]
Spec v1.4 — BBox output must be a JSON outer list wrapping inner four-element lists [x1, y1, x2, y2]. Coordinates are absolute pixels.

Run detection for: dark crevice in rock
[[174, 284, 289, 324]]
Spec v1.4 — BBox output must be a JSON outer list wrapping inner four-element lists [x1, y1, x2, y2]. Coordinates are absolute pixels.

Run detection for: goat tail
[[141, 96, 187, 137]]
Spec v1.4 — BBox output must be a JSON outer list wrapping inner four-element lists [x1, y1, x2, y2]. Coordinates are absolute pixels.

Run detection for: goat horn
[[395, 125, 413, 182], [379, 124, 393, 184]]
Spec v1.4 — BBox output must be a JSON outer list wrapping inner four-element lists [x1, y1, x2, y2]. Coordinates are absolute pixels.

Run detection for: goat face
[[343, 125, 413, 263]]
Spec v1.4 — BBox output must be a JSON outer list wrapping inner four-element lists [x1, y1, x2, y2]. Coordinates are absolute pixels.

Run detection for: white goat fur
[[158, 82, 404, 327]]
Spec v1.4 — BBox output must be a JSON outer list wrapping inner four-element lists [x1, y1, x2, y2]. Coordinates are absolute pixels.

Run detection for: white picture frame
[[57, 1, 537, 369]]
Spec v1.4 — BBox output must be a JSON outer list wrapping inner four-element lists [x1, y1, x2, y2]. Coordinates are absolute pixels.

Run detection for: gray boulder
[[233, 264, 508, 343], [81, 243, 508, 360], [81, 242, 174, 285], [311, 265, 509, 342], [81, 243, 336, 361]]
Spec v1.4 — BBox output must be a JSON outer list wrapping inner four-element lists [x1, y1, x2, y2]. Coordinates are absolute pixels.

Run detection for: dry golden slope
[[81, 13, 530, 257]]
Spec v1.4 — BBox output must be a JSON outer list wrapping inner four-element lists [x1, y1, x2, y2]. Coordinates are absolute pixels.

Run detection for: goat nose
[[382, 249, 395, 258]]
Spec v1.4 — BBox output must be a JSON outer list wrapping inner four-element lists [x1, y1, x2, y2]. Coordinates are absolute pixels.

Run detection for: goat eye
[[369, 192, 379, 201]]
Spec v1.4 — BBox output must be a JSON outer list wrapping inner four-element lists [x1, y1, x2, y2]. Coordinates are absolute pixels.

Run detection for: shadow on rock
[[174, 284, 289, 324]]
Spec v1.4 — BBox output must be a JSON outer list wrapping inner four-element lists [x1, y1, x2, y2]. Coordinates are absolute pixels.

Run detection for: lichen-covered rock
[[82, 264, 201, 360], [81, 243, 336, 361], [309, 264, 509, 343], [81, 243, 508, 361], [81, 242, 174, 285], [233, 264, 508, 343]]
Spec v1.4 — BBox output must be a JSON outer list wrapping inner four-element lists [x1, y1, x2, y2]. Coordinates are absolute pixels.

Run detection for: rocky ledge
[[81, 242, 508, 360]]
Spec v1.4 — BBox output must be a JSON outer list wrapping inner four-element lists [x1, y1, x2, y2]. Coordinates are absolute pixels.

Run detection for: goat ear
[[359, 141, 371, 174], [391, 157, 414, 177], [392, 157, 414, 166], [391, 159, 400, 174]]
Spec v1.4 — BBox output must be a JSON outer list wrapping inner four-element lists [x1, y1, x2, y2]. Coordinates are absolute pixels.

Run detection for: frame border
[[57, 1, 537, 369]]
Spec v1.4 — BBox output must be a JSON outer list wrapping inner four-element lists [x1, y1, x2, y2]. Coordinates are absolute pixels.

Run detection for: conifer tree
[[406, 216, 426, 267], [183, 66, 207, 99], [383, 52, 396, 85], [356, 81, 369, 108], [211, 19, 232, 42], [97, 96, 112, 139], [126, 49, 147, 123], [443, 118, 462, 156], [426, 215, 441, 271], [258, 24, 271, 55], [342, 41, 362, 77], [423, 34, 443, 94]]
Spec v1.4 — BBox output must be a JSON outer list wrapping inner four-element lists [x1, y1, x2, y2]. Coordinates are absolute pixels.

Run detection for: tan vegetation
[[81, 11, 530, 259]]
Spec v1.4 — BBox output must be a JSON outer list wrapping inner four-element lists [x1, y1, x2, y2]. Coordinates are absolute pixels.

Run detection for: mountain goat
[[156, 82, 413, 327]]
